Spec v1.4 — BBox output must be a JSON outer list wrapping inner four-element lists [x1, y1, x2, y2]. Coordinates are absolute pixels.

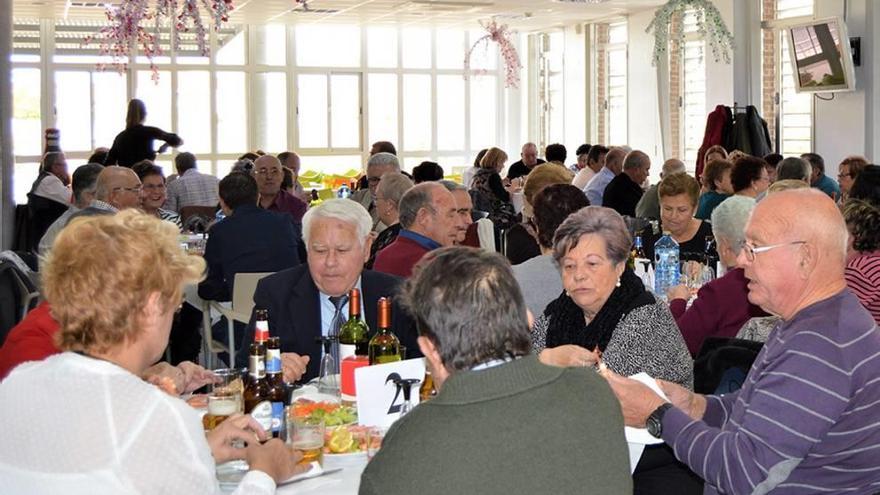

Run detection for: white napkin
[[624, 372, 669, 446]]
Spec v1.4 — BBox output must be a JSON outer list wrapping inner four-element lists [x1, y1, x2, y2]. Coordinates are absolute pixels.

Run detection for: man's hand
[[206, 414, 267, 464], [538, 345, 601, 368], [247, 439, 308, 483], [600, 369, 667, 428], [281, 353, 310, 383], [657, 379, 707, 421]]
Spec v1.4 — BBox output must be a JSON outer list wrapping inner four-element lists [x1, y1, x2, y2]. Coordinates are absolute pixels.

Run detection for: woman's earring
[[616, 278, 621, 288]]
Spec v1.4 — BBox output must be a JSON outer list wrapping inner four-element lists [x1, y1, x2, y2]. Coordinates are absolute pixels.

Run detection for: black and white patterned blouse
[[532, 300, 694, 389]]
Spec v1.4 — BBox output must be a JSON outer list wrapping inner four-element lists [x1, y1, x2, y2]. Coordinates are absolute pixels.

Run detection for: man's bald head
[[661, 158, 686, 178], [752, 188, 847, 265], [604, 147, 627, 175], [742, 188, 848, 319], [95, 166, 142, 209]]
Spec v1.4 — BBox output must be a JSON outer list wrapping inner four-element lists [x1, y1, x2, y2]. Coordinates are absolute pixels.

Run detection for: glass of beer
[[202, 369, 245, 431], [289, 417, 325, 466]]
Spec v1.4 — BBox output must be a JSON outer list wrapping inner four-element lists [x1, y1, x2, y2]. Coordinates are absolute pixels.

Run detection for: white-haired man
[[350, 152, 401, 233], [239, 199, 421, 382]]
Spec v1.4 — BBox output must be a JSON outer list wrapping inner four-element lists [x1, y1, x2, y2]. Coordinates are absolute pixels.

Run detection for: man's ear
[[362, 232, 377, 263]]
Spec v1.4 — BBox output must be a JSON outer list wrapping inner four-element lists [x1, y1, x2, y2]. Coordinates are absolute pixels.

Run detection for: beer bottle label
[[270, 401, 284, 434], [266, 348, 281, 374], [255, 321, 269, 343], [251, 401, 273, 432], [249, 355, 265, 378]]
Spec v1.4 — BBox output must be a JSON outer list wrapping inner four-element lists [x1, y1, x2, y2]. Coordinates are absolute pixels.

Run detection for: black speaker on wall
[[850, 37, 861, 67]]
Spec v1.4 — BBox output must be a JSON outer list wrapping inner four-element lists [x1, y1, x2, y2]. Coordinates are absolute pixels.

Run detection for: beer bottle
[[338, 288, 370, 361], [368, 297, 401, 365], [254, 309, 270, 354], [265, 336, 285, 438], [244, 342, 272, 433], [419, 371, 437, 402]]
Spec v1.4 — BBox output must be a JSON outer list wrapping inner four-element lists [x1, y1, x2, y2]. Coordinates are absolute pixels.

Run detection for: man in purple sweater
[[605, 188, 880, 494]]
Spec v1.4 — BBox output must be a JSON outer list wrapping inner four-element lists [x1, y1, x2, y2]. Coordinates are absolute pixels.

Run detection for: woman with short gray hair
[[532, 206, 699, 494], [666, 196, 768, 356], [367, 172, 414, 268]]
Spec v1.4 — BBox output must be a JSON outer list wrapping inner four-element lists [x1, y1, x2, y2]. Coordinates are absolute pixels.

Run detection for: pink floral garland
[[464, 19, 522, 89], [86, 0, 234, 82]]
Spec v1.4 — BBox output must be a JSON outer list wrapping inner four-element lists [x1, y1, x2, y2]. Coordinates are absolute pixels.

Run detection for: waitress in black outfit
[[105, 99, 183, 167]]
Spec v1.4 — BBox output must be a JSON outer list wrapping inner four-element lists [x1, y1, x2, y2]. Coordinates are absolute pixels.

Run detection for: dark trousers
[[633, 444, 704, 495]]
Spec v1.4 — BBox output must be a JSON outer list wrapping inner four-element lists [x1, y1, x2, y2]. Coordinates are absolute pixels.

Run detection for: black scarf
[[544, 269, 655, 352]]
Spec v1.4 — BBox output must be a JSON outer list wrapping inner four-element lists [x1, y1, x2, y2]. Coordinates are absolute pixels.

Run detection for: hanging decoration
[[86, 0, 234, 81], [465, 19, 522, 89], [645, 0, 733, 66]]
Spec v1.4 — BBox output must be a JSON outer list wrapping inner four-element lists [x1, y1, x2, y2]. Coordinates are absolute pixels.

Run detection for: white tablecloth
[[277, 461, 364, 494]]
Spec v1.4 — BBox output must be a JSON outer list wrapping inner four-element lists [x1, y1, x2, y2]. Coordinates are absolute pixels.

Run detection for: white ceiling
[[14, 0, 667, 31]]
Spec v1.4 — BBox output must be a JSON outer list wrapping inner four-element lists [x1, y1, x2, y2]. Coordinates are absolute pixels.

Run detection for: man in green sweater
[[359, 247, 633, 495]]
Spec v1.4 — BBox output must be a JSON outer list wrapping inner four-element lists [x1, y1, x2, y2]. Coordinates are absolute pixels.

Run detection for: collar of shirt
[[470, 355, 519, 371], [90, 200, 118, 213], [399, 229, 442, 251], [319, 277, 365, 340]]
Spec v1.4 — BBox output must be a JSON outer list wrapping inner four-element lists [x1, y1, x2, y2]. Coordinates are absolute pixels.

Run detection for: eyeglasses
[[740, 240, 806, 262], [142, 183, 166, 191], [367, 177, 382, 185], [254, 168, 281, 176], [114, 185, 143, 194]]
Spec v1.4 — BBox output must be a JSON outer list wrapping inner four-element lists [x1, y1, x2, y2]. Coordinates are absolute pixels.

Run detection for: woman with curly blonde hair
[[0, 210, 302, 494]]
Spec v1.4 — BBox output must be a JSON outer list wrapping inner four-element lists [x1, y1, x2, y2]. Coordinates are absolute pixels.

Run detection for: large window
[[536, 31, 564, 150], [777, 0, 815, 154], [605, 22, 628, 146], [10, 22, 504, 203], [681, 13, 706, 168]]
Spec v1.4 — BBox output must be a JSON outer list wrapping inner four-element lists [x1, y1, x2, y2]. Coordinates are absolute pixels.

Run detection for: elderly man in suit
[[238, 199, 420, 382]]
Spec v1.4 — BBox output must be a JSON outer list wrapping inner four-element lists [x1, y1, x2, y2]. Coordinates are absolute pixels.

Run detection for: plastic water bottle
[[337, 183, 352, 199], [654, 232, 680, 301]]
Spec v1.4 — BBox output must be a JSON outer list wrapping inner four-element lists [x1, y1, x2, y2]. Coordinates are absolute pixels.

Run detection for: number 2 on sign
[[385, 373, 403, 415]]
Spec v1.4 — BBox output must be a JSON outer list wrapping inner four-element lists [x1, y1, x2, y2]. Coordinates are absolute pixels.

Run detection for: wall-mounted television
[[787, 17, 856, 93]]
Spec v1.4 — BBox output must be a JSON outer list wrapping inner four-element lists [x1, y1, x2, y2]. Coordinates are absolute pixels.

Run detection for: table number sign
[[355, 358, 426, 427]]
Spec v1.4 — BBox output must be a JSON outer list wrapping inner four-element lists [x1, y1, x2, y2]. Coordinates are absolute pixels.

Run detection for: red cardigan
[[372, 235, 431, 279], [669, 268, 768, 357], [0, 302, 60, 380]]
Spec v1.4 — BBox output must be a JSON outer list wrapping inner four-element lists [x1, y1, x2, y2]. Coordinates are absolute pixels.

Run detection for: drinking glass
[[288, 417, 325, 466], [211, 368, 245, 413]]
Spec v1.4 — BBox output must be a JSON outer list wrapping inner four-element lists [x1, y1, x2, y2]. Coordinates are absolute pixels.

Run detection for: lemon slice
[[328, 427, 355, 453]]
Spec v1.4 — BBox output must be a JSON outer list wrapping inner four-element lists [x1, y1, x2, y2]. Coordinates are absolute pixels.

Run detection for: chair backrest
[[231, 272, 273, 317], [475, 218, 496, 252]]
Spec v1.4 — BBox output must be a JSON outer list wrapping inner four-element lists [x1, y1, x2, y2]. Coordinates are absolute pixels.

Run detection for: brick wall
[[762, 0, 777, 147], [669, 13, 682, 159], [596, 23, 609, 145]]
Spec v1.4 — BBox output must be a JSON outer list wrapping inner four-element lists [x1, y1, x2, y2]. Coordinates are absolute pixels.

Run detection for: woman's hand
[[206, 414, 266, 464], [539, 345, 601, 368], [247, 439, 308, 483], [143, 362, 184, 395], [666, 284, 691, 302], [177, 361, 218, 394]]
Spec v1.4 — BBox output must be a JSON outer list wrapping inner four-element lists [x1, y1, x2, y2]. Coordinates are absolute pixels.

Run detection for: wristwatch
[[646, 402, 673, 439]]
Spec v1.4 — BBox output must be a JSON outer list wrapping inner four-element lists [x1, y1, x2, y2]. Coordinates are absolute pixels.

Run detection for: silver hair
[[710, 195, 755, 251], [622, 150, 649, 171], [302, 198, 372, 249], [439, 179, 467, 193], [367, 152, 401, 172], [552, 206, 632, 266], [661, 159, 686, 177], [398, 183, 439, 229], [377, 172, 414, 207], [776, 157, 810, 182]]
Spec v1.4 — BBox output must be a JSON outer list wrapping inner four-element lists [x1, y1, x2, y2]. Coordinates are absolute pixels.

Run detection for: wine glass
[[317, 337, 340, 398]]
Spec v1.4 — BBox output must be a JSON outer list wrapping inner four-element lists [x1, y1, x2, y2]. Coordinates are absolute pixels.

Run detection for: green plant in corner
[[646, 0, 734, 66]]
